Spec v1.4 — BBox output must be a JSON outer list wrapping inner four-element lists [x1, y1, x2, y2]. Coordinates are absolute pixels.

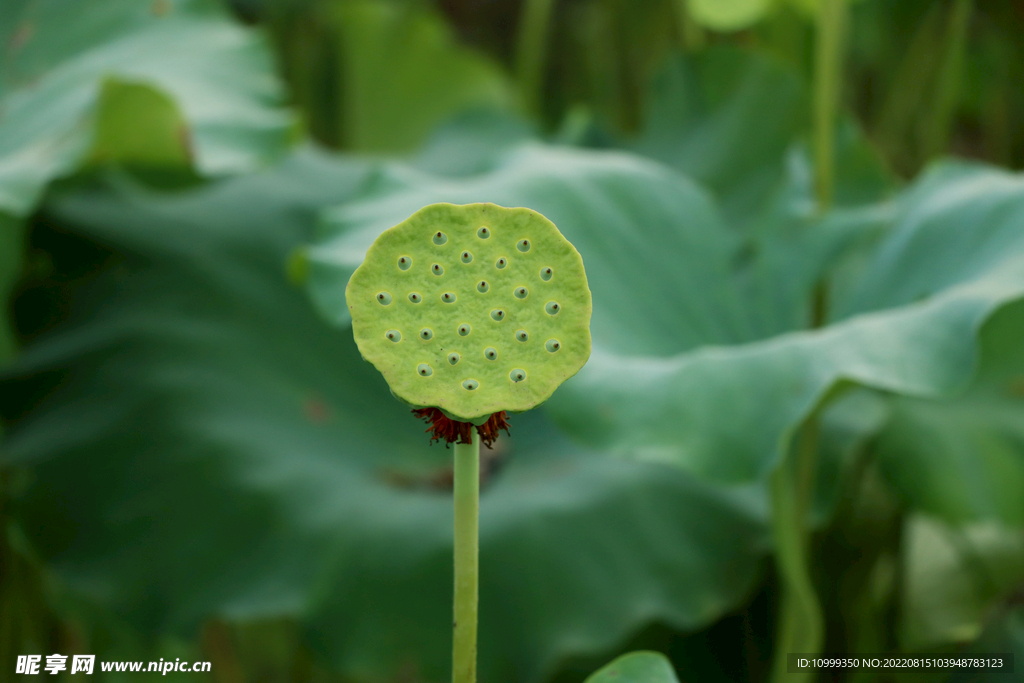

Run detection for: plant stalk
[[923, 0, 972, 160], [452, 432, 480, 683], [769, 423, 824, 683], [769, 4, 847, 671], [813, 0, 847, 211], [514, 0, 556, 119]]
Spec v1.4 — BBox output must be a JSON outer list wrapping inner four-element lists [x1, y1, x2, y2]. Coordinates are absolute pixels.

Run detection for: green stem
[[514, 0, 556, 119], [923, 0, 972, 160], [813, 0, 847, 211], [769, 422, 824, 683], [452, 432, 480, 683], [768, 5, 847, 675]]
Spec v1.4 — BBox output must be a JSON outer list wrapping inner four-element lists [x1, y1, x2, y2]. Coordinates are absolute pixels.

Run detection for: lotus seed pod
[[346, 202, 592, 421]]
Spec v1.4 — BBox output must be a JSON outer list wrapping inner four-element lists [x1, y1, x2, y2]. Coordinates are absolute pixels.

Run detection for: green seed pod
[[346, 202, 592, 421]]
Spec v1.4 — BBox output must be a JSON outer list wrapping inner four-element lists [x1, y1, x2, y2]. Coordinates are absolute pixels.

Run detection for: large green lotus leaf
[[585, 652, 680, 683], [546, 162, 1024, 483], [332, 0, 513, 153], [412, 110, 537, 178], [0, 0, 293, 216], [0, 150, 768, 682], [874, 299, 1024, 527]]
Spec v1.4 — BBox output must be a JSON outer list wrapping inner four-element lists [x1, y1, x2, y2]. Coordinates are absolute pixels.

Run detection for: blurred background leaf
[[0, 0, 294, 216], [688, 0, 773, 32], [875, 300, 1024, 528], [263, 0, 512, 152], [900, 515, 1024, 650], [584, 651, 679, 683]]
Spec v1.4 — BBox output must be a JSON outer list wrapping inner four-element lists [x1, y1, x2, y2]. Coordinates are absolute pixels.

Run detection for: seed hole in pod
[[420, 328, 433, 340], [409, 292, 422, 303], [490, 309, 505, 321], [463, 379, 479, 391], [441, 292, 456, 303], [515, 329, 529, 342], [545, 301, 560, 315], [386, 330, 402, 342], [545, 339, 561, 353], [484, 347, 498, 361], [510, 369, 526, 382], [458, 323, 471, 336], [496, 257, 507, 269], [461, 251, 473, 263], [514, 286, 528, 299], [477, 226, 490, 239], [448, 352, 460, 365], [417, 364, 433, 377], [398, 256, 412, 270], [432, 263, 444, 276], [433, 231, 447, 245], [517, 239, 530, 252], [540, 267, 553, 281], [376, 292, 392, 305], [477, 280, 489, 293]]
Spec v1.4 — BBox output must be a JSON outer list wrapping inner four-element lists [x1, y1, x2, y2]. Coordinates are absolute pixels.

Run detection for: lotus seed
[[517, 239, 531, 252], [514, 286, 528, 299], [540, 267, 553, 281], [516, 329, 529, 342], [417, 364, 433, 376], [463, 379, 479, 391], [510, 369, 526, 382], [484, 347, 498, 360], [448, 352, 460, 365], [496, 257, 507, 269], [386, 330, 402, 342], [461, 251, 473, 263], [490, 309, 505, 321], [398, 256, 412, 270], [376, 292, 392, 305], [433, 231, 447, 245], [477, 226, 490, 239], [477, 280, 489, 293], [432, 263, 444, 276], [441, 292, 456, 303], [545, 301, 560, 315], [545, 339, 561, 352], [420, 328, 433, 340], [409, 292, 422, 303], [458, 323, 471, 336]]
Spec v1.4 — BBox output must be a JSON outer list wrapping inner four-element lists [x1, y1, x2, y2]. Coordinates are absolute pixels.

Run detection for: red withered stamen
[[413, 408, 511, 448]]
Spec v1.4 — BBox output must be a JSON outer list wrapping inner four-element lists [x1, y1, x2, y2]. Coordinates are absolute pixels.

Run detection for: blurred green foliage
[[2, 1, 1024, 682]]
